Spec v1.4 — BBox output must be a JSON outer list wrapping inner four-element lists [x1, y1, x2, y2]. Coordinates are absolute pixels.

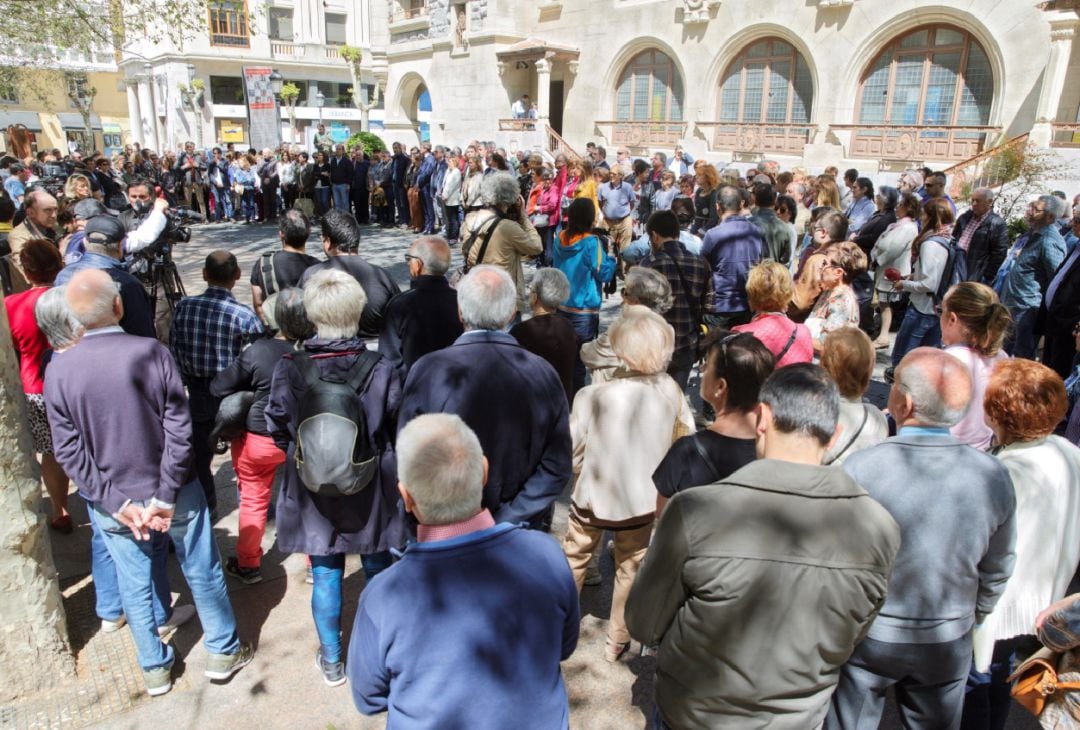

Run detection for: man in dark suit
[[391, 142, 410, 228], [952, 187, 1009, 285], [1042, 212, 1080, 378], [398, 265, 572, 531], [329, 144, 354, 213], [378, 235, 462, 383], [350, 148, 371, 224]]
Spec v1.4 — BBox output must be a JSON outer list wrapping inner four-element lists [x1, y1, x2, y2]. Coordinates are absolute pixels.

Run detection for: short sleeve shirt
[[652, 431, 757, 498], [250, 250, 319, 296]]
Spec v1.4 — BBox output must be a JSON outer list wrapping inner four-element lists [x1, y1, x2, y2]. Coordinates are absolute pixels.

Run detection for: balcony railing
[[498, 119, 540, 131], [595, 120, 687, 151], [697, 122, 812, 155], [270, 41, 301, 58], [324, 46, 341, 61], [830, 124, 1000, 162], [546, 126, 581, 160], [390, 3, 428, 21], [1051, 123, 1080, 149]]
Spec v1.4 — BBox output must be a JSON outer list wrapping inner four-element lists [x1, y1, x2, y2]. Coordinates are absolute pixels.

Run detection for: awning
[[0, 111, 43, 131], [495, 39, 580, 64], [56, 112, 103, 130]]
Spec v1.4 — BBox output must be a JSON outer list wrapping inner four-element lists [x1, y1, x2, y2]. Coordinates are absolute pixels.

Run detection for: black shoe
[[225, 557, 263, 585], [315, 648, 346, 687]]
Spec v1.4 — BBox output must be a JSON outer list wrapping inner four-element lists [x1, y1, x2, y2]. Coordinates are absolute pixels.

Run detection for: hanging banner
[[242, 66, 280, 152]]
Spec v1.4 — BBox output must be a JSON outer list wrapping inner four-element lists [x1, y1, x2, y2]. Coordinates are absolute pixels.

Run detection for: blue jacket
[[430, 159, 447, 198], [551, 233, 603, 311], [997, 225, 1067, 310], [54, 252, 156, 338], [416, 153, 436, 191], [699, 216, 765, 314], [399, 331, 572, 528]]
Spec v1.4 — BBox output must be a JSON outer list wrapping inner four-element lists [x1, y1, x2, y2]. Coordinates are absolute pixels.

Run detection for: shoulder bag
[[1009, 647, 1080, 724], [448, 217, 502, 288]]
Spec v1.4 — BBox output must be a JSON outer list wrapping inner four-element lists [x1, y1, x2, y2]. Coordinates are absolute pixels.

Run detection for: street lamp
[[186, 63, 196, 84], [315, 90, 325, 124], [269, 70, 283, 96]]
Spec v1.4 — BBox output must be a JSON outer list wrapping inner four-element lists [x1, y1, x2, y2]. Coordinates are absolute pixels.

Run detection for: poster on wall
[[242, 67, 281, 152], [329, 122, 350, 144]]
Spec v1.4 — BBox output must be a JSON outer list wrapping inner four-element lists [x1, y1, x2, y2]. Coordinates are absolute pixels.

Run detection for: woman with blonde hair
[[62, 173, 93, 205], [571, 157, 598, 216], [805, 242, 866, 354], [562, 307, 694, 663], [939, 282, 1012, 450], [820, 327, 889, 465], [814, 175, 842, 210], [733, 260, 813, 366], [691, 163, 721, 235]]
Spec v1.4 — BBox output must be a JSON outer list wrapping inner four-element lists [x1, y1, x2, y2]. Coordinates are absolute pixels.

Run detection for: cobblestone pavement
[[3, 219, 1037, 729]]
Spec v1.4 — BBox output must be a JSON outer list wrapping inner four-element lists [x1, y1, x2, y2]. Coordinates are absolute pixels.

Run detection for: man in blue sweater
[[348, 413, 579, 728], [827, 348, 1016, 730], [45, 269, 252, 697]]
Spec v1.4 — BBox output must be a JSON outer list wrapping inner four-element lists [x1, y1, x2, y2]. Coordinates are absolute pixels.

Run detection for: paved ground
[[2, 218, 1038, 729]]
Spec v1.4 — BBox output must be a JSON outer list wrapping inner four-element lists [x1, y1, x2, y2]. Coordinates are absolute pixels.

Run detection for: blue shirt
[[845, 196, 876, 234], [995, 225, 1067, 310], [4, 176, 25, 208], [597, 181, 635, 220], [169, 286, 263, 378]]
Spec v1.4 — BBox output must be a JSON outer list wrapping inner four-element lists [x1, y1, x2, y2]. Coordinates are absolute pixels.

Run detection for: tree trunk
[[0, 302, 75, 702]]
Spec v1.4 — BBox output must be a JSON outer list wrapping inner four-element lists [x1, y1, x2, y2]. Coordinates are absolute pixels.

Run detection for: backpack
[[291, 350, 381, 497], [926, 234, 968, 304], [258, 251, 279, 297]]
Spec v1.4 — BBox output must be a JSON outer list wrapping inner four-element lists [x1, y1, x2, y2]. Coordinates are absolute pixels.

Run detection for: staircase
[[942, 133, 1029, 200], [545, 125, 581, 160]]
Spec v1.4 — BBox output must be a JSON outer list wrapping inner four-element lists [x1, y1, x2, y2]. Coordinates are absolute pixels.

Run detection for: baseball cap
[[83, 215, 127, 246], [72, 198, 108, 221]]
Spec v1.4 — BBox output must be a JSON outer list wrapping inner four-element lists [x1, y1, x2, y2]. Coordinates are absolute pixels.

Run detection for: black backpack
[[926, 235, 968, 304], [292, 350, 381, 497]]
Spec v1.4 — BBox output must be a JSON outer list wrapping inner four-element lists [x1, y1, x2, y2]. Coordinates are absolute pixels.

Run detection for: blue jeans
[[421, 189, 435, 233], [891, 306, 942, 366], [211, 186, 232, 221], [87, 496, 170, 624], [309, 551, 393, 663], [558, 310, 599, 396], [315, 187, 330, 215], [240, 188, 256, 222], [445, 205, 461, 241], [1006, 306, 1039, 359], [332, 183, 350, 211], [92, 481, 240, 671]]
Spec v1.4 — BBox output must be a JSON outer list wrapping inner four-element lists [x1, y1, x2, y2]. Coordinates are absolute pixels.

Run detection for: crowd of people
[[5, 126, 1080, 730]]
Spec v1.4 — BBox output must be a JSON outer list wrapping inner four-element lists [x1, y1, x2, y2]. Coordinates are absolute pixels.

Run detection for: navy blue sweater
[[347, 522, 579, 729]]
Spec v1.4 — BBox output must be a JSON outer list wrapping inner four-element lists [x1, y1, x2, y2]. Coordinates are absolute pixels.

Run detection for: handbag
[[529, 213, 549, 228], [232, 182, 244, 196], [1008, 647, 1080, 722], [294, 196, 314, 217]]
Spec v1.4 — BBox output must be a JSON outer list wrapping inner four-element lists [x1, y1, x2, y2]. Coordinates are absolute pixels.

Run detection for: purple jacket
[[265, 337, 406, 555], [44, 328, 193, 514]]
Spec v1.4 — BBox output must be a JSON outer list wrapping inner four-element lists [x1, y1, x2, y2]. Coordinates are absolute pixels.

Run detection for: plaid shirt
[[169, 287, 263, 379], [955, 212, 988, 253], [641, 240, 714, 359]]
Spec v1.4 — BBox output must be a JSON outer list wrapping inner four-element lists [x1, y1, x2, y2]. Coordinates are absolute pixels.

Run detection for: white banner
[[243, 66, 281, 151]]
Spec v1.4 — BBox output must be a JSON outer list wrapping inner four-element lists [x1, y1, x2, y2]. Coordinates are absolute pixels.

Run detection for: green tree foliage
[[346, 131, 387, 158]]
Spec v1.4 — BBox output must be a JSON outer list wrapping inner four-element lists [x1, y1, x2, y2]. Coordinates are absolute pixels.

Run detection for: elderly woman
[[552, 197, 604, 393], [733, 261, 813, 367], [265, 269, 406, 687], [212, 288, 314, 584], [510, 268, 578, 403], [6, 240, 71, 531], [898, 170, 924, 197], [820, 328, 889, 465], [582, 267, 672, 384], [61, 172, 93, 207], [792, 209, 847, 316], [963, 359, 1080, 729], [940, 282, 1012, 450], [805, 242, 866, 353], [464, 173, 543, 313], [870, 192, 921, 348], [653, 330, 773, 511], [562, 307, 694, 663], [234, 158, 257, 224]]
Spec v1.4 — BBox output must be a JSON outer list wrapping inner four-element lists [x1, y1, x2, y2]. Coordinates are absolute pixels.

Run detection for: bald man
[[46, 269, 251, 697], [7, 189, 59, 292], [827, 347, 1016, 730]]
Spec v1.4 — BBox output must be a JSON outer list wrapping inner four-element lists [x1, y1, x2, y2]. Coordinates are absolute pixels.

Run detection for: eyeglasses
[[403, 253, 421, 263]]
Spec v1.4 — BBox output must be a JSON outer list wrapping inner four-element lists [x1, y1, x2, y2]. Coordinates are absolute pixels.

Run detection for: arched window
[[718, 38, 813, 124], [615, 50, 684, 122], [857, 26, 993, 128]]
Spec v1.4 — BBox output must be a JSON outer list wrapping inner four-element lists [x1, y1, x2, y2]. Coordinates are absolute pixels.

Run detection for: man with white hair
[[827, 348, 1016, 729], [45, 268, 252, 697], [348, 413, 578, 726], [399, 265, 571, 530], [952, 187, 1009, 285], [379, 235, 463, 382]]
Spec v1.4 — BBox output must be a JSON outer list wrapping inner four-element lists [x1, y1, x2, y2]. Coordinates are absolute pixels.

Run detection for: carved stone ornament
[[471, 0, 489, 30], [817, 0, 855, 7], [681, 0, 720, 25], [429, 0, 450, 36]]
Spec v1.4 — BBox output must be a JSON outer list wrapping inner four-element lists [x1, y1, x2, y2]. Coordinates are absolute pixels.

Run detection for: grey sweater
[[844, 429, 1016, 644]]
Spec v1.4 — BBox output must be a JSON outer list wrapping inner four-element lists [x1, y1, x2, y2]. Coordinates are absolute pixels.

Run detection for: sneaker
[[315, 648, 347, 687], [205, 642, 254, 681], [101, 615, 126, 633], [226, 557, 263, 585], [143, 663, 173, 697], [158, 604, 196, 641]]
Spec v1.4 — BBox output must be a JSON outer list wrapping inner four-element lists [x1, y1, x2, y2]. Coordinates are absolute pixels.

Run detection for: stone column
[[137, 78, 159, 152], [535, 57, 552, 125], [0, 304, 74, 703], [1030, 14, 1078, 147], [125, 83, 143, 147]]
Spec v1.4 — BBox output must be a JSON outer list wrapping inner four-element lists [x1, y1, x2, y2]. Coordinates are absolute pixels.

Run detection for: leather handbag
[[1008, 647, 1080, 720]]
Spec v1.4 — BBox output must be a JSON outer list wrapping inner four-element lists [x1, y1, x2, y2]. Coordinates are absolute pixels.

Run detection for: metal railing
[[942, 133, 1030, 201], [697, 122, 812, 155], [595, 120, 686, 151], [830, 124, 1000, 162], [546, 126, 580, 160], [1051, 123, 1080, 149]]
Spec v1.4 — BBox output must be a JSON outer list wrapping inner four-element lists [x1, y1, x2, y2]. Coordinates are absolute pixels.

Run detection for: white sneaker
[[158, 604, 196, 641], [101, 616, 126, 633]]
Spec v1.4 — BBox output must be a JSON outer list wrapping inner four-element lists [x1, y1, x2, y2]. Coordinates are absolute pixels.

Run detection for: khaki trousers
[[563, 510, 652, 644]]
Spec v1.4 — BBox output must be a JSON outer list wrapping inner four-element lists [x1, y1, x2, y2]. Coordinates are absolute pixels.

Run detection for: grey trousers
[[825, 631, 972, 730]]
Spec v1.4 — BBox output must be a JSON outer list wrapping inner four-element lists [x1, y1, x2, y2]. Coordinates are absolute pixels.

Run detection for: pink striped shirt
[[417, 509, 496, 543]]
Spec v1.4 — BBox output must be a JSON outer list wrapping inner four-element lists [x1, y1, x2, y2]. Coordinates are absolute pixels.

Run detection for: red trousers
[[230, 433, 285, 568]]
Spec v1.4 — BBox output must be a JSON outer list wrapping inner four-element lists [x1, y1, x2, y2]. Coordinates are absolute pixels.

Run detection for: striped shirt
[[169, 286, 263, 379]]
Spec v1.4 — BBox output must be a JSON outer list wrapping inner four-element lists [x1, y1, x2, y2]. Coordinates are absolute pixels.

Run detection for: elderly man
[[399, 266, 571, 530], [379, 235, 462, 382], [786, 180, 813, 238], [4, 162, 29, 208], [170, 251, 264, 512], [667, 145, 693, 177], [313, 124, 333, 156], [953, 187, 1009, 285], [627, 364, 901, 729], [827, 348, 1016, 730], [993, 194, 1069, 358], [174, 141, 206, 217], [7, 188, 58, 291], [250, 209, 318, 321], [329, 144, 353, 213], [700, 188, 760, 330], [348, 413, 578, 726], [300, 209, 400, 337], [45, 269, 252, 697]]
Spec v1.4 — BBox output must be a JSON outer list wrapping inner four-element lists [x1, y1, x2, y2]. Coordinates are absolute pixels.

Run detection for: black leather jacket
[[952, 210, 1009, 285]]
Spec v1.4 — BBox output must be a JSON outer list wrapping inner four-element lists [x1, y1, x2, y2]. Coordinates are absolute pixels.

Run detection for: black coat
[[377, 275, 463, 383], [300, 255, 400, 338], [952, 211, 1009, 285], [330, 155, 354, 185], [853, 210, 896, 257], [210, 337, 295, 435]]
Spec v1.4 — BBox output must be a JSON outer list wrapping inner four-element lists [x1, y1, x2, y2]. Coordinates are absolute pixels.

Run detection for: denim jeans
[[445, 205, 461, 241], [186, 379, 220, 513], [538, 226, 556, 267], [332, 183, 350, 211], [86, 496, 171, 624], [240, 188, 256, 222], [211, 186, 232, 222], [1006, 306, 1039, 359], [309, 551, 393, 663], [557, 310, 599, 396], [92, 481, 240, 670], [891, 306, 942, 367], [315, 187, 330, 216], [421, 189, 435, 233]]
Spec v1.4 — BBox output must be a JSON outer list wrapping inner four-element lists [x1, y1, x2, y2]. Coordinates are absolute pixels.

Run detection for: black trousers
[[352, 187, 370, 224], [185, 379, 220, 513]]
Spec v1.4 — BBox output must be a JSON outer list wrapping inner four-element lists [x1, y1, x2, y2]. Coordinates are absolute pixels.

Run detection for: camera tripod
[[144, 253, 186, 341]]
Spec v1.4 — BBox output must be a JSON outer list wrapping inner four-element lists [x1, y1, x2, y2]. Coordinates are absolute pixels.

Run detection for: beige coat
[[464, 210, 542, 309]]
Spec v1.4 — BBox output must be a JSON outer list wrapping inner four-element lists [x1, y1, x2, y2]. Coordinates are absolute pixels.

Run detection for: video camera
[[32, 162, 69, 199]]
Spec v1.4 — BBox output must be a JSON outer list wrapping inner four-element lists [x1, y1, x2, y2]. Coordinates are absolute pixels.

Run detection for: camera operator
[[118, 179, 170, 255]]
